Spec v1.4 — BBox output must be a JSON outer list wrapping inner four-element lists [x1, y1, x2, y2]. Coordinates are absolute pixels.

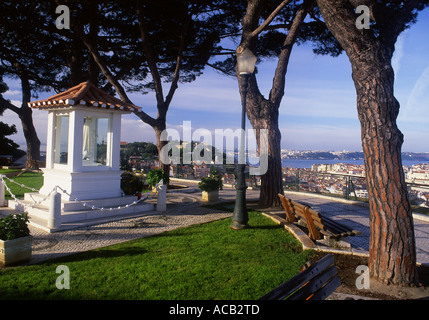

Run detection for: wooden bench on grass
[[259, 254, 340, 300], [278, 194, 361, 241]]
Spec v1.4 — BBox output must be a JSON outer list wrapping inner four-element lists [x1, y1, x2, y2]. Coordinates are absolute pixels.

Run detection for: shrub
[[198, 170, 223, 192], [121, 171, 144, 195], [0, 213, 30, 241]]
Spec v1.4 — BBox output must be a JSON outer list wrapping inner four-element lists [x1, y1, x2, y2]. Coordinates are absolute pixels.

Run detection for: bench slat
[[309, 216, 326, 231], [303, 206, 321, 240], [259, 254, 335, 300], [322, 218, 358, 238], [322, 216, 353, 233], [319, 229, 338, 239], [321, 220, 350, 236], [322, 216, 361, 236], [309, 275, 341, 300], [287, 265, 338, 300], [287, 200, 322, 240], [278, 194, 298, 222]]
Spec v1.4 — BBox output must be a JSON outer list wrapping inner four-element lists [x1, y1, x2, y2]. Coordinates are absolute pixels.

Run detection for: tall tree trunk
[[19, 106, 41, 170], [316, 0, 418, 285], [0, 94, 40, 170], [250, 116, 283, 208], [237, 0, 313, 207], [87, 0, 99, 85], [246, 79, 284, 207], [69, 35, 85, 87], [353, 50, 417, 285], [260, 120, 283, 207], [18, 69, 40, 170], [237, 0, 308, 208]]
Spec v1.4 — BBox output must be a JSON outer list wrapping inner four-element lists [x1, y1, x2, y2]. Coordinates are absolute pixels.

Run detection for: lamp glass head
[[237, 48, 257, 75]]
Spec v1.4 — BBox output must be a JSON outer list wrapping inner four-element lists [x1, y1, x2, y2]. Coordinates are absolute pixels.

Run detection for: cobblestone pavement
[[2, 185, 429, 266]]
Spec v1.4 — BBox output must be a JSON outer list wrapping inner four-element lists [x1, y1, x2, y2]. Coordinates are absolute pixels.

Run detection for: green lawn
[[0, 169, 22, 174], [2, 171, 43, 200], [0, 211, 314, 300]]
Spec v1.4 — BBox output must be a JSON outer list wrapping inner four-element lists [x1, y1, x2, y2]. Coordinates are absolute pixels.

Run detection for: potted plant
[[0, 213, 32, 267], [146, 169, 167, 188], [198, 170, 223, 202]]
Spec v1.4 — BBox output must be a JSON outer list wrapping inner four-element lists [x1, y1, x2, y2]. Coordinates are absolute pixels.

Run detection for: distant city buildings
[[406, 164, 429, 184], [121, 146, 429, 208], [284, 162, 429, 208]]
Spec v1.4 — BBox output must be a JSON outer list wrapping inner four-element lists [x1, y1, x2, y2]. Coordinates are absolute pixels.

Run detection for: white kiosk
[[18, 81, 158, 231], [29, 81, 137, 201]]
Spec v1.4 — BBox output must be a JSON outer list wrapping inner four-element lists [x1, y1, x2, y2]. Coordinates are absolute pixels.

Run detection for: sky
[[2, 8, 429, 153]]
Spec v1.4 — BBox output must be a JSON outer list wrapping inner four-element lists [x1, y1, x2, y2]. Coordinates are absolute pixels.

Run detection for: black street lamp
[[231, 48, 257, 230]]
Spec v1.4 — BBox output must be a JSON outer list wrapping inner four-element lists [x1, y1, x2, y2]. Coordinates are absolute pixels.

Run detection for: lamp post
[[231, 48, 257, 230]]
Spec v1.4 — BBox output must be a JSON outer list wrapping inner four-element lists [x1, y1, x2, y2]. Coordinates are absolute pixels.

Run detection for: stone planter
[[202, 190, 219, 202], [0, 236, 32, 267]]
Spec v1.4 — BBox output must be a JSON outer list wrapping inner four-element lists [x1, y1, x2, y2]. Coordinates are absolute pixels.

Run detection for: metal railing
[[282, 168, 429, 209], [168, 164, 429, 210]]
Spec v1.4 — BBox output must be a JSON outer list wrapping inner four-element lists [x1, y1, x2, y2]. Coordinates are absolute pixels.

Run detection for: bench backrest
[[259, 254, 341, 300], [278, 194, 361, 240], [278, 194, 322, 240]]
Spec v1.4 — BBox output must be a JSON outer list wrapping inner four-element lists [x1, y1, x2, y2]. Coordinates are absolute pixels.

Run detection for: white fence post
[[156, 181, 167, 212], [48, 191, 62, 229], [0, 175, 5, 207]]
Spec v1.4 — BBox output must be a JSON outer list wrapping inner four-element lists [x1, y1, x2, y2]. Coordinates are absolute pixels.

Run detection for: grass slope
[[0, 211, 313, 300]]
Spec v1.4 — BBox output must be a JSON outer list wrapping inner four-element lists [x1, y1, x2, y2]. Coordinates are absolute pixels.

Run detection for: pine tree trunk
[[18, 105, 40, 170], [19, 73, 40, 170], [237, 0, 307, 209], [246, 86, 284, 208], [352, 51, 417, 285], [316, 0, 418, 285], [257, 118, 283, 208]]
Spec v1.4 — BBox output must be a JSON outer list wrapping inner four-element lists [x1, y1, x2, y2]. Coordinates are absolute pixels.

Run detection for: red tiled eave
[[28, 81, 141, 112]]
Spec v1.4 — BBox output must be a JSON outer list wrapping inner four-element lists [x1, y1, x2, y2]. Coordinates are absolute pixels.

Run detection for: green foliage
[[0, 2, 72, 92], [120, 171, 144, 195], [198, 170, 223, 192], [0, 81, 25, 160], [120, 142, 159, 169], [0, 213, 30, 241], [0, 122, 25, 160], [146, 169, 166, 188]]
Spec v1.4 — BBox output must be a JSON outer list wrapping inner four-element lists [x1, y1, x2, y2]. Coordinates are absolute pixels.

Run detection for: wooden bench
[[278, 194, 361, 241], [260, 254, 340, 300]]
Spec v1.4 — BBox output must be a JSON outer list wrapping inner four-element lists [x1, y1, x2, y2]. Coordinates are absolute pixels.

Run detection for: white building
[[10, 81, 161, 232], [28, 81, 141, 201]]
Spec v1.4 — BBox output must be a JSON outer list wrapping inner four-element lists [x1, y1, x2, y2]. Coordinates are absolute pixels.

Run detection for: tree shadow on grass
[[40, 246, 148, 265], [248, 225, 281, 230]]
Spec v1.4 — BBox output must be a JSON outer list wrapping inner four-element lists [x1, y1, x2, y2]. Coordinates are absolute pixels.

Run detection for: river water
[[282, 159, 429, 169]]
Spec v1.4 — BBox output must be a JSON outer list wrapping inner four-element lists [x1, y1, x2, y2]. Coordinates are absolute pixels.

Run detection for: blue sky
[[3, 8, 429, 153]]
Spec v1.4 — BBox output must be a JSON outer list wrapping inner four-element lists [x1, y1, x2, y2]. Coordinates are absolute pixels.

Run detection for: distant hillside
[[284, 151, 429, 161], [402, 153, 429, 161], [284, 151, 364, 160]]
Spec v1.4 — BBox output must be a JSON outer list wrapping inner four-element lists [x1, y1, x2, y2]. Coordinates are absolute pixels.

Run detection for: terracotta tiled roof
[[28, 81, 141, 112]]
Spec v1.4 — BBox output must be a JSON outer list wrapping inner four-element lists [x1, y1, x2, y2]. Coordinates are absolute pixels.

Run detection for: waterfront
[[282, 159, 429, 168]]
